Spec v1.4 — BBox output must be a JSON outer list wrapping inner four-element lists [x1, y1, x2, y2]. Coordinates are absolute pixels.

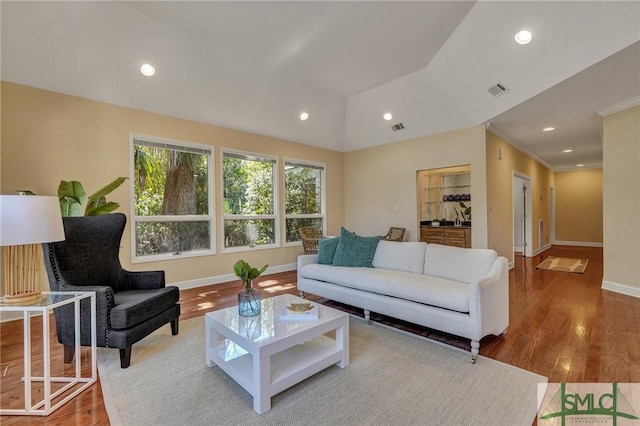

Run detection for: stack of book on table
[[279, 301, 319, 321]]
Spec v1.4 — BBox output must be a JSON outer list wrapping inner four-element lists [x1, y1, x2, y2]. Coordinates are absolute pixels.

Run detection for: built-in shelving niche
[[416, 164, 471, 224]]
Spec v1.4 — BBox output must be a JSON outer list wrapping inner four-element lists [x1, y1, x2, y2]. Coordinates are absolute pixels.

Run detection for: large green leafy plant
[[58, 177, 127, 217], [233, 260, 268, 290]]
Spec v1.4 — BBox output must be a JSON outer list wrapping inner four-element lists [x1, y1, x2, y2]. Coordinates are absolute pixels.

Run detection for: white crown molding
[[486, 124, 554, 171], [597, 96, 640, 117], [552, 165, 603, 173]]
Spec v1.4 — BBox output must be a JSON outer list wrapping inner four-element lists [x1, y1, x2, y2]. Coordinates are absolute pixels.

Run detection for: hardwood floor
[[1, 245, 638, 424], [483, 246, 639, 383]]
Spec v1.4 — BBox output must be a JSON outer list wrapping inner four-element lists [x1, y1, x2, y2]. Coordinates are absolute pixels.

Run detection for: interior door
[[513, 175, 532, 257]]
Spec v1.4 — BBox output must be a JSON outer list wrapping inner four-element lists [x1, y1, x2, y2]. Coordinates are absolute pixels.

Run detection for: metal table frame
[[0, 291, 97, 416]]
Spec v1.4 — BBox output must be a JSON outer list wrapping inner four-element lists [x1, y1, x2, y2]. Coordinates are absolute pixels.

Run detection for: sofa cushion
[[318, 237, 340, 264], [424, 244, 497, 283], [301, 264, 469, 313], [332, 227, 380, 268], [372, 241, 427, 274]]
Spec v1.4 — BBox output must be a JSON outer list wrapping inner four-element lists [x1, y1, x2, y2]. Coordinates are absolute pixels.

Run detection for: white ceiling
[[2, 1, 639, 171]]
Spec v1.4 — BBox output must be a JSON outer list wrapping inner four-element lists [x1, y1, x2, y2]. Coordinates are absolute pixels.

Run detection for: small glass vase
[[238, 284, 261, 317]]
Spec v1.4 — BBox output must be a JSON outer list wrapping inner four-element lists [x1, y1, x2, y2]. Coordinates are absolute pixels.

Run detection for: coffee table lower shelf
[[211, 335, 343, 398]]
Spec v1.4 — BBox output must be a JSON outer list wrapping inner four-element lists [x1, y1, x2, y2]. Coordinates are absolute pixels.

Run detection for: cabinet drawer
[[445, 238, 466, 248], [444, 229, 466, 238], [424, 229, 444, 237], [420, 227, 469, 248], [425, 236, 444, 244]]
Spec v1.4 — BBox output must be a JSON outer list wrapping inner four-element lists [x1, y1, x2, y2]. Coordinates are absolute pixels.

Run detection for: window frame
[[283, 157, 327, 247], [220, 148, 280, 253], [129, 133, 215, 263]]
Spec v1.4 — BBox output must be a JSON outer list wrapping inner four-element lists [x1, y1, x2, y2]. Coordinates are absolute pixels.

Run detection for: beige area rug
[[98, 316, 547, 426], [536, 256, 589, 274]]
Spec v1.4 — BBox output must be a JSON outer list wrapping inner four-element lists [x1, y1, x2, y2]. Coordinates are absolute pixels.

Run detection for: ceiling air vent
[[391, 122, 405, 131], [487, 83, 509, 97]]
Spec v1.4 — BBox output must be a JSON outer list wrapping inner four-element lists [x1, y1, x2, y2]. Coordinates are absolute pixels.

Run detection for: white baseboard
[[532, 244, 552, 256], [552, 240, 603, 248], [170, 263, 297, 290], [602, 280, 640, 299]]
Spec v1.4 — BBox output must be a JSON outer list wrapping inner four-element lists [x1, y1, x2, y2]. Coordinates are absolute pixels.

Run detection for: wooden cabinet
[[420, 227, 470, 248]]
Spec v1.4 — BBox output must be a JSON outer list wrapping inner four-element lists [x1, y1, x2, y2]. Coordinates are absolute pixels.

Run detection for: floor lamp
[[0, 195, 65, 303]]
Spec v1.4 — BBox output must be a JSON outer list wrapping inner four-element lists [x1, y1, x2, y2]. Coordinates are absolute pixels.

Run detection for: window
[[222, 150, 278, 250], [130, 134, 213, 261], [284, 159, 325, 243]]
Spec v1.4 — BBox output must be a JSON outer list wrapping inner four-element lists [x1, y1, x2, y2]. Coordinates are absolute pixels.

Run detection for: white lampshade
[[0, 195, 65, 246]]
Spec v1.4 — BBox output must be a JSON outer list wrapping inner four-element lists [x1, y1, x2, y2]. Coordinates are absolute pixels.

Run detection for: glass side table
[[0, 291, 97, 416]]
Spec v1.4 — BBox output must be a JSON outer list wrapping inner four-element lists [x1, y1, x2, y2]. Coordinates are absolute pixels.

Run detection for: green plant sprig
[[233, 260, 268, 290]]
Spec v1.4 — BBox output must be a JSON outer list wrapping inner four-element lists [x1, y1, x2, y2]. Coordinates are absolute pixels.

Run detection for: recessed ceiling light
[[543, 127, 555, 132], [383, 113, 393, 121], [563, 149, 573, 153], [300, 112, 309, 121], [140, 63, 156, 77], [515, 30, 532, 45], [576, 164, 584, 167]]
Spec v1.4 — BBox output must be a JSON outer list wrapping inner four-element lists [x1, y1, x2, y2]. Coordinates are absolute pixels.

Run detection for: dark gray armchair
[[42, 213, 180, 368]]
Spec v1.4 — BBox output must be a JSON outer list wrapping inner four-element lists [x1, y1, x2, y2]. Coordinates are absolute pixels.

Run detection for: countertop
[[420, 225, 471, 229], [419, 220, 471, 228]]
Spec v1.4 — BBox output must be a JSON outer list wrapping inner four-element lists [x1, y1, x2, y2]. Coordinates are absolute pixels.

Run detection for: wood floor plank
[[1, 246, 639, 424]]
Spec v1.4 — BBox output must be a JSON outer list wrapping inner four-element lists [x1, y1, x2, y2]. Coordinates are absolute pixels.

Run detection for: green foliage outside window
[[223, 155, 275, 248], [133, 144, 210, 256], [133, 142, 324, 254], [284, 164, 323, 242]]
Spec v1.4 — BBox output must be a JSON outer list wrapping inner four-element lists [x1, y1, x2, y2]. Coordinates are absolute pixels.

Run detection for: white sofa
[[297, 240, 509, 362]]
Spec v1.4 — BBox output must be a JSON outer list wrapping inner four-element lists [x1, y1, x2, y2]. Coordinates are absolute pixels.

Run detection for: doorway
[[513, 174, 532, 257]]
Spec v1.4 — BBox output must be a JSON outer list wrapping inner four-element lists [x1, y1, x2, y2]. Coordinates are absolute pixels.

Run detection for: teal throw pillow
[[318, 237, 340, 265], [332, 227, 381, 268]]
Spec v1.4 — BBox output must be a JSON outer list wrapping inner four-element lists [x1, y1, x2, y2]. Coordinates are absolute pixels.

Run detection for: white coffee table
[[205, 294, 349, 414]]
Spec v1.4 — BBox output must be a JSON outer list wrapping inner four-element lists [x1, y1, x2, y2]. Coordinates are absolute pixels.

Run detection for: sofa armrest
[[297, 254, 319, 278], [123, 270, 166, 290], [468, 256, 509, 336]]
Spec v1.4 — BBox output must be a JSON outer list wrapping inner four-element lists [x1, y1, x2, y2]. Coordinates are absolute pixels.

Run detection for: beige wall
[[602, 104, 640, 293], [0, 82, 345, 288], [554, 169, 603, 244], [344, 125, 488, 248], [486, 131, 554, 264]]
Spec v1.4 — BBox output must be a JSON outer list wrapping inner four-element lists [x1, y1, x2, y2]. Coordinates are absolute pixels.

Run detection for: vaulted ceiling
[[2, 1, 639, 171]]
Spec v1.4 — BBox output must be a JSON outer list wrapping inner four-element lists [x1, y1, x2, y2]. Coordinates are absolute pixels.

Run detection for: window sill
[[131, 249, 215, 264]]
